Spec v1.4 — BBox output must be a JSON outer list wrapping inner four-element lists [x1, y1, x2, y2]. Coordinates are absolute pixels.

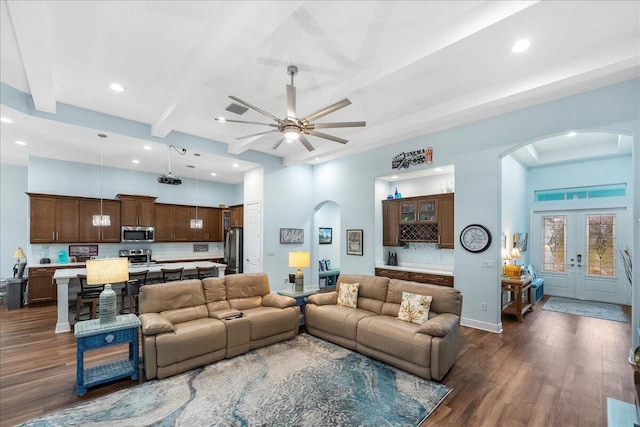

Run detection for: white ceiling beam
[[5, 0, 56, 113], [229, 0, 539, 155], [150, 2, 305, 139]]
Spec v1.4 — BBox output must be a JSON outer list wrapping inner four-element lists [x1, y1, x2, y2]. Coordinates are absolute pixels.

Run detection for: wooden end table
[[74, 313, 141, 395], [501, 275, 533, 322]]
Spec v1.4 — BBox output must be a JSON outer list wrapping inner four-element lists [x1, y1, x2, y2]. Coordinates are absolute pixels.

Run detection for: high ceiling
[[1, 1, 638, 183]]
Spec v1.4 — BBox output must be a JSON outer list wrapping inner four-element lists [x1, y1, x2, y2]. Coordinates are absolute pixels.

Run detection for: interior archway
[[313, 200, 341, 285]]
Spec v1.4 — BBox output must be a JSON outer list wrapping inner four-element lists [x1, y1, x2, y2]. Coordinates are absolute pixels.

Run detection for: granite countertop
[[29, 251, 225, 269], [374, 262, 454, 276]]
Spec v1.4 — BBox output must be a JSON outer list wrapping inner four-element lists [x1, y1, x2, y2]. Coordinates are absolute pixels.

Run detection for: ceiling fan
[[216, 65, 366, 152]]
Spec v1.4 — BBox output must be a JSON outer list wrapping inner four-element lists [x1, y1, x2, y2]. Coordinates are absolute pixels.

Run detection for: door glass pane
[[542, 215, 565, 273], [586, 214, 616, 277]]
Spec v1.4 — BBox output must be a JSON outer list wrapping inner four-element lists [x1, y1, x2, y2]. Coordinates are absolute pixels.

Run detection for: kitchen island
[[52, 261, 226, 333]]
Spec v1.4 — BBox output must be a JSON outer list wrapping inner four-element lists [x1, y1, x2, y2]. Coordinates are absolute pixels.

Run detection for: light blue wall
[[0, 164, 29, 277], [501, 156, 529, 264]]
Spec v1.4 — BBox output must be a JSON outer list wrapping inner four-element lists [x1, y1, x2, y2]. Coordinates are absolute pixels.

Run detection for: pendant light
[[92, 133, 111, 227], [190, 154, 203, 229]]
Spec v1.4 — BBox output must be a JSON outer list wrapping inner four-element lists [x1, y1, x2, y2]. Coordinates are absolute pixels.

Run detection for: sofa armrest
[[211, 308, 243, 320], [263, 293, 296, 308], [417, 313, 459, 337], [140, 313, 174, 335], [307, 291, 337, 306]]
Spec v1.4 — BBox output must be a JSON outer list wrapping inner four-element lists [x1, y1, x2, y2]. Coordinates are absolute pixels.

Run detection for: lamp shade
[[92, 214, 111, 226], [289, 251, 310, 268], [509, 248, 522, 260], [13, 247, 26, 259], [86, 258, 129, 285], [501, 249, 512, 261]]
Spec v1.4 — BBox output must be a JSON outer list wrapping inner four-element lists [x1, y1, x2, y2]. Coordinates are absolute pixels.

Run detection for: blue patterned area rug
[[543, 296, 628, 323], [19, 333, 451, 426]]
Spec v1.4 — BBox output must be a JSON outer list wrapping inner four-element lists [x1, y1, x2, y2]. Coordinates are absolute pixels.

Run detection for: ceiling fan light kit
[[218, 65, 366, 152]]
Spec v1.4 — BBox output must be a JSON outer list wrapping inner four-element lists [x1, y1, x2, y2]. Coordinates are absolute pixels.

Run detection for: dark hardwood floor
[[0, 296, 635, 427]]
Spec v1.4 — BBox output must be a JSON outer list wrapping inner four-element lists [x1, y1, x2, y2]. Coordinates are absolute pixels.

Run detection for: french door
[[530, 208, 630, 305]]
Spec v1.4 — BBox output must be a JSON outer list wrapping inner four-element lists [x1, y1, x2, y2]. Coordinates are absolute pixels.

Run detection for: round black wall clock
[[459, 224, 492, 253]]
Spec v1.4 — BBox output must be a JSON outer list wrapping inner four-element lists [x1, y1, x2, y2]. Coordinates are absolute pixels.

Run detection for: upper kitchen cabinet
[[382, 200, 401, 246], [230, 204, 243, 228], [189, 207, 222, 242], [155, 203, 191, 242], [117, 194, 156, 226], [29, 194, 79, 243], [78, 199, 121, 242], [437, 193, 454, 249]]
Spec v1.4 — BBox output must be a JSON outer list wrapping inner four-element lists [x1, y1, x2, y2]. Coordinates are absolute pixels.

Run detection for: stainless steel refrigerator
[[224, 227, 243, 274]]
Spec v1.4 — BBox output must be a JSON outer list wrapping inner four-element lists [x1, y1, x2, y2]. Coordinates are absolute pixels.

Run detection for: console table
[[74, 314, 140, 395], [278, 287, 320, 326], [319, 269, 340, 288], [501, 275, 533, 322]]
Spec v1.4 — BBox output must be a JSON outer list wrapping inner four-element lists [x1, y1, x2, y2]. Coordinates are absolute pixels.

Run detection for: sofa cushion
[[337, 274, 389, 314], [224, 273, 271, 299], [155, 318, 226, 367], [305, 304, 377, 342], [139, 279, 207, 314], [383, 279, 462, 318], [337, 282, 359, 308], [397, 292, 432, 325], [357, 315, 431, 366], [241, 306, 298, 340], [228, 296, 263, 310]]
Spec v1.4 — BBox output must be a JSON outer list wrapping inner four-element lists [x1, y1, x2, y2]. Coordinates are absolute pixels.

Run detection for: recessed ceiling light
[[391, 175, 398, 179], [132, 159, 140, 164], [110, 83, 125, 92], [210, 172, 217, 176], [15, 140, 27, 146], [143, 145, 152, 150], [216, 117, 226, 123], [0, 116, 13, 123], [567, 131, 577, 137], [232, 163, 239, 168], [511, 39, 530, 53], [434, 168, 443, 172]]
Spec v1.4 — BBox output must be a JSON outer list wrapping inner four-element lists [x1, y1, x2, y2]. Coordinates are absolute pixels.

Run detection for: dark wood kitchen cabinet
[[382, 199, 401, 246], [117, 194, 156, 226], [189, 207, 222, 242], [437, 193, 454, 249], [78, 199, 121, 242], [155, 204, 191, 242], [27, 266, 57, 303], [29, 194, 79, 243], [230, 204, 243, 228]]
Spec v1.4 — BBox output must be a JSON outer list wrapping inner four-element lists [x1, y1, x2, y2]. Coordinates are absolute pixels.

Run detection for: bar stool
[[161, 267, 184, 283], [121, 269, 149, 314], [75, 274, 104, 321], [197, 266, 218, 279]]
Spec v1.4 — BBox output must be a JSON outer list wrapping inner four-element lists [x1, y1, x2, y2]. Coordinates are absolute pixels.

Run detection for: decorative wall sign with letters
[[391, 147, 432, 169]]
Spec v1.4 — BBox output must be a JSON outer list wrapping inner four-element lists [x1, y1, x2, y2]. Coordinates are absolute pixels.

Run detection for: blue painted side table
[[74, 313, 141, 395], [278, 287, 320, 326]]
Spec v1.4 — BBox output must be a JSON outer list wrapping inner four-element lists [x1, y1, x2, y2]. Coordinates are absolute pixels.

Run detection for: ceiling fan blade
[[286, 84, 296, 118], [236, 129, 278, 140], [312, 121, 366, 129], [272, 137, 285, 150], [309, 130, 348, 144], [299, 134, 315, 152], [302, 98, 352, 123], [217, 118, 278, 127], [229, 95, 281, 123]]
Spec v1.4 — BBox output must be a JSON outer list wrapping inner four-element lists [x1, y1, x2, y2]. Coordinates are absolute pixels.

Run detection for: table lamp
[[86, 258, 129, 323], [501, 249, 512, 276], [289, 251, 310, 292], [13, 247, 26, 277], [509, 247, 522, 265]]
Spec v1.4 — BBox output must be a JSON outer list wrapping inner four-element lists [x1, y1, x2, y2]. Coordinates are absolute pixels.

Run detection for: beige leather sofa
[[305, 274, 462, 381], [139, 273, 298, 379]]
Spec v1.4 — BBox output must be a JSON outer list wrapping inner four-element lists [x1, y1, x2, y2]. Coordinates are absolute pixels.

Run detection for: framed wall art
[[280, 228, 304, 244], [346, 229, 363, 256], [319, 227, 332, 244]]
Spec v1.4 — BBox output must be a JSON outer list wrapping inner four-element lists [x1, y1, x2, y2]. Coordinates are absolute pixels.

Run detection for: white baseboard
[[461, 317, 502, 333]]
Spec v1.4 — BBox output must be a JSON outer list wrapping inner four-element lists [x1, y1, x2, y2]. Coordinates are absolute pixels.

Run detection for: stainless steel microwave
[[121, 226, 155, 243]]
